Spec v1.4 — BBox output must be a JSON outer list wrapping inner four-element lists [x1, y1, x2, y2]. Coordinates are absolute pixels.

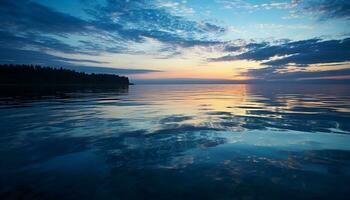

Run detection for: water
[[0, 84, 350, 200]]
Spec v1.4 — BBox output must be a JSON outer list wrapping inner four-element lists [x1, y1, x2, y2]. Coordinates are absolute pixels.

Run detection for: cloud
[[245, 67, 350, 81], [210, 37, 350, 66], [0, 48, 97, 65], [0, 48, 161, 75], [62, 66, 162, 75], [223, 41, 270, 52], [218, 0, 350, 22], [282, 10, 301, 19], [0, 0, 90, 34], [301, 0, 350, 21], [0, 0, 104, 56], [156, 1, 195, 15], [217, 0, 298, 10], [0, 30, 87, 55], [88, 0, 225, 47], [0, 0, 226, 69], [210, 37, 350, 81]]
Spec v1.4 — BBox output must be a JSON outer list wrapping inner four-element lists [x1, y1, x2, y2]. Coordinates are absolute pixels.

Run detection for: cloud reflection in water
[[0, 84, 350, 199]]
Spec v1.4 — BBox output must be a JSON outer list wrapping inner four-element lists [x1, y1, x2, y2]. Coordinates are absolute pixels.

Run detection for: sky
[[1, 0, 350, 83]]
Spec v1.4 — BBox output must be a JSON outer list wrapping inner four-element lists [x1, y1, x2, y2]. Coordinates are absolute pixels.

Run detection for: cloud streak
[[210, 37, 350, 67], [210, 36, 350, 81], [0, 0, 225, 71], [0, 48, 160, 75], [88, 0, 225, 47], [217, 0, 298, 10], [301, 0, 350, 21], [245, 66, 350, 81]]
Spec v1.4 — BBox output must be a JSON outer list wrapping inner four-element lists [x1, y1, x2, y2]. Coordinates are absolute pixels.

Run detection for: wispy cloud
[[210, 37, 350, 67], [0, 0, 225, 72], [210, 36, 350, 80], [88, 0, 225, 48], [245, 66, 350, 81], [156, 0, 195, 16], [217, 0, 298, 10], [1, 0, 226, 53], [0, 47, 160, 74], [218, 0, 350, 22], [301, 0, 350, 21]]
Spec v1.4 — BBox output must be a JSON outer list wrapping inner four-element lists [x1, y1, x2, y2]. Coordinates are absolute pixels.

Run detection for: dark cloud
[[223, 45, 242, 52], [63, 66, 162, 75], [223, 42, 269, 52], [0, 0, 90, 34], [0, 0, 225, 69], [0, 48, 94, 66], [1, 0, 225, 50], [0, 48, 161, 75], [211, 37, 350, 66], [210, 37, 350, 81], [262, 38, 350, 66], [245, 67, 350, 81], [0, 0, 221, 73], [0, 30, 85, 55], [0, 0, 128, 55], [88, 0, 225, 47], [302, 0, 350, 21]]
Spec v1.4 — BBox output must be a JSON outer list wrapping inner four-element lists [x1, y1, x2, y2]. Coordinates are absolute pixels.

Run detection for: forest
[[0, 64, 130, 86]]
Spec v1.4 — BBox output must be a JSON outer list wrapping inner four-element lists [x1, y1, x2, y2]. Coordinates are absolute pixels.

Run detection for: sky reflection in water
[[0, 84, 350, 200]]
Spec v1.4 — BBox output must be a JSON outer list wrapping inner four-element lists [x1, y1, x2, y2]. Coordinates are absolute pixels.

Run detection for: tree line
[[0, 64, 130, 85]]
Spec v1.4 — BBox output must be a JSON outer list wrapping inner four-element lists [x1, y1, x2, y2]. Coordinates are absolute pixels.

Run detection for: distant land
[[133, 78, 350, 85], [0, 64, 131, 86]]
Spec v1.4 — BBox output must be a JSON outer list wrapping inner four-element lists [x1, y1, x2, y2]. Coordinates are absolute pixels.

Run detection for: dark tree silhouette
[[0, 64, 130, 85]]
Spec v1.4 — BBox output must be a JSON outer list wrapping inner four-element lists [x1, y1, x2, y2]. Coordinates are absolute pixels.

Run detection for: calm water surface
[[1, 84, 350, 200]]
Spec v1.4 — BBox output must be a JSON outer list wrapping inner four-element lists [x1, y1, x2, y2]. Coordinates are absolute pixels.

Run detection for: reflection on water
[[0, 84, 350, 200]]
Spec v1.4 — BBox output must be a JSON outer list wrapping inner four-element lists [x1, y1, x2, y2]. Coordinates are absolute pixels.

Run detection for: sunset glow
[[1, 0, 349, 83]]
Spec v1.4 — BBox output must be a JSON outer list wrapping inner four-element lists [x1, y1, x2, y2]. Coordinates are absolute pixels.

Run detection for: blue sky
[[1, 0, 350, 82]]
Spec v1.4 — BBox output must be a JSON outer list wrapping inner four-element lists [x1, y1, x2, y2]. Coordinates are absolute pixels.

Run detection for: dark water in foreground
[[1, 84, 350, 200]]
